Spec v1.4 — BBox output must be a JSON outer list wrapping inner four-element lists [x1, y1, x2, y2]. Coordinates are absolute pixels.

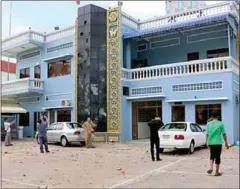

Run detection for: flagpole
[[7, 1, 12, 81]]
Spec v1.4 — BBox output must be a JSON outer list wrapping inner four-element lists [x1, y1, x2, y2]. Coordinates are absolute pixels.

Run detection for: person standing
[[4, 118, 15, 146], [148, 117, 164, 161], [206, 111, 229, 176], [37, 116, 50, 153], [82, 117, 95, 148]]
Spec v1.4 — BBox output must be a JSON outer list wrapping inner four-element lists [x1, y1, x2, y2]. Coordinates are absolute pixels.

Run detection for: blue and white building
[[1, 1, 239, 144]]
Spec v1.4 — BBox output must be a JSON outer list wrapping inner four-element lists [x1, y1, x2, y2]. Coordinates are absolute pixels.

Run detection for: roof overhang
[[42, 106, 73, 110], [1, 104, 27, 113], [123, 13, 229, 39], [166, 97, 228, 103], [126, 95, 165, 100], [43, 54, 73, 62]]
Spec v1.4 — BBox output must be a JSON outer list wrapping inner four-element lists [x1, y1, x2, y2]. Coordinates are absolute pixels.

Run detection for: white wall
[[1, 72, 16, 82]]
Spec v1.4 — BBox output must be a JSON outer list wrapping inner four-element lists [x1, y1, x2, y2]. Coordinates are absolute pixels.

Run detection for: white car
[[36, 122, 95, 147], [158, 122, 206, 154]]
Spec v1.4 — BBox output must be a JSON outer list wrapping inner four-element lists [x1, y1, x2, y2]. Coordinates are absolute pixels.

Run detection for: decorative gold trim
[[93, 136, 105, 142], [108, 136, 119, 142], [74, 19, 79, 122], [106, 6, 122, 135]]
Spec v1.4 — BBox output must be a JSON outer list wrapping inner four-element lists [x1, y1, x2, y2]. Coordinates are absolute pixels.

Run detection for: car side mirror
[[202, 129, 206, 132]]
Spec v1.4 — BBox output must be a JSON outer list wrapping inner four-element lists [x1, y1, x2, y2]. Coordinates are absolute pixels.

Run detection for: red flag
[[76, 0, 80, 5]]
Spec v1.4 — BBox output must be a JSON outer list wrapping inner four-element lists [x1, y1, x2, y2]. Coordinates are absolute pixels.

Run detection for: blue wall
[[16, 36, 75, 137], [121, 71, 237, 144]]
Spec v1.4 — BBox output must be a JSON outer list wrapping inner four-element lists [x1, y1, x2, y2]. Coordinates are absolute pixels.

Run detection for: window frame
[[19, 67, 30, 79], [34, 65, 41, 79], [195, 104, 222, 125], [48, 59, 71, 78]]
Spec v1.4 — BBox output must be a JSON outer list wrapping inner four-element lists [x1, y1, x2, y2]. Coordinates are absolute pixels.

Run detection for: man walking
[[37, 116, 50, 153], [82, 117, 95, 148], [4, 118, 15, 146], [206, 111, 229, 176], [148, 117, 164, 161]]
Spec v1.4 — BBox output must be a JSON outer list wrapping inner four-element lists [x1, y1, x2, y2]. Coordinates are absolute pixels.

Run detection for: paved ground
[[1, 139, 239, 188]]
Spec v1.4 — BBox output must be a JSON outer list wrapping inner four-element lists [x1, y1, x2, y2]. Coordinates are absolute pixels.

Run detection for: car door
[[195, 124, 206, 146], [47, 123, 56, 142], [190, 123, 200, 147], [52, 123, 64, 142]]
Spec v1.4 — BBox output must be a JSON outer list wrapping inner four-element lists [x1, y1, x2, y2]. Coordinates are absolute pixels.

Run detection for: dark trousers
[[150, 136, 160, 160], [209, 145, 222, 164], [39, 135, 49, 152]]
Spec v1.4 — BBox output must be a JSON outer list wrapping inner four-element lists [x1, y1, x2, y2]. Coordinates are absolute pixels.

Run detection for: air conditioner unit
[[61, 100, 70, 106]]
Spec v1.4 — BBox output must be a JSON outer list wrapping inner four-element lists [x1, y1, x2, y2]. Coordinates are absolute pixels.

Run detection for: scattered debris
[[117, 168, 122, 171], [23, 174, 26, 177]]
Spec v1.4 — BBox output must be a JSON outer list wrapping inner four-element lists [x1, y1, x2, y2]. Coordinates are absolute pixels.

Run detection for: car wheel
[[159, 148, 164, 153], [188, 141, 195, 154], [61, 136, 68, 147]]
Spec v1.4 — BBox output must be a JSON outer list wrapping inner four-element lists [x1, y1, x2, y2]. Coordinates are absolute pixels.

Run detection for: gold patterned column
[[106, 6, 121, 139], [74, 19, 79, 122]]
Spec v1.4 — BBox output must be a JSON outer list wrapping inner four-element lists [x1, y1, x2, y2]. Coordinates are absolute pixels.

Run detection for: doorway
[[171, 105, 185, 122], [132, 101, 162, 140], [188, 52, 199, 73]]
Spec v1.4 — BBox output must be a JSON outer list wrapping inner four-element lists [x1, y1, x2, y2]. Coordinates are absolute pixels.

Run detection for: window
[[188, 52, 199, 61], [161, 123, 187, 131], [19, 51, 40, 60], [48, 59, 71, 78], [172, 81, 223, 92], [195, 104, 222, 125], [190, 123, 198, 132], [172, 105, 185, 122], [20, 68, 30, 79], [123, 86, 129, 96], [19, 112, 29, 126], [57, 110, 71, 122], [55, 123, 63, 130], [47, 42, 73, 53], [138, 108, 156, 122], [207, 48, 229, 59], [131, 86, 163, 96], [34, 65, 41, 79]]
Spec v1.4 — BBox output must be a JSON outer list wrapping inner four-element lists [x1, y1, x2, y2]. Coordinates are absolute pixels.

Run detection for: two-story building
[[1, 1, 239, 144]]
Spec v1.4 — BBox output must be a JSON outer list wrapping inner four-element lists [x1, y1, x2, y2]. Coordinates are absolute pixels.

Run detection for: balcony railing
[[2, 27, 75, 51], [121, 57, 239, 81], [1, 78, 44, 95], [121, 1, 238, 31]]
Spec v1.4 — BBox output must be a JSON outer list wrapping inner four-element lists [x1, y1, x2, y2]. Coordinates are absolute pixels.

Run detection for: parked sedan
[[36, 122, 95, 147], [158, 122, 206, 154]]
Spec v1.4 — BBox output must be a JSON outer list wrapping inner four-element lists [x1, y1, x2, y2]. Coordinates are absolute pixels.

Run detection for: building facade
[[1, 1, 239, 143]]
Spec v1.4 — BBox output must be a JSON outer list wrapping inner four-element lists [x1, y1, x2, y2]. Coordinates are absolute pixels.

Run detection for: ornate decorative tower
[[165, 1, 206, 14]]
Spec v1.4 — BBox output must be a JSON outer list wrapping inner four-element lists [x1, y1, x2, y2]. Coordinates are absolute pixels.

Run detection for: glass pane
[[57, 110, 71, 122], [161, 123, 187, 131]]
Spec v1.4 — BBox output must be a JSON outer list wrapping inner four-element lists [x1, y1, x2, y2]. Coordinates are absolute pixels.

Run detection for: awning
[[43, 54, 73, 62], [42, 106, 73, 110], [1, 104, 27, 113], [123, 13, 229, 39], [126, 95, 165, 100], [165, 97, 228, 103]]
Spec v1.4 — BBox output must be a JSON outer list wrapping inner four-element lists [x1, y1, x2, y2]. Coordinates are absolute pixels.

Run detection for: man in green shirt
[[206, 111, 229, 176]]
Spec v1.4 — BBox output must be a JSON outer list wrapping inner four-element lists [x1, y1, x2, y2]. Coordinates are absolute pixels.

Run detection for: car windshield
[[66, 123, 82, 129], [160, 123, 187, 131]]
